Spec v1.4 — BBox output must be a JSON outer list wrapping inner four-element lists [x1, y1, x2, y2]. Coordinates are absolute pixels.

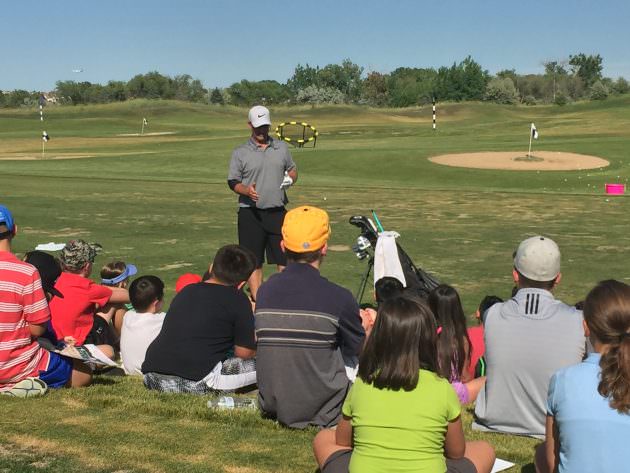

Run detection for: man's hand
[[248, 183, 259, 201], [279, 171, 293, 190]]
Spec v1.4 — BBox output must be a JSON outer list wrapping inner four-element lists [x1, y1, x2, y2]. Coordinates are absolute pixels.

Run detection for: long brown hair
[[428, 285, 472, 381], [358, 295, 438, 391], [583, 280, 630, 414]]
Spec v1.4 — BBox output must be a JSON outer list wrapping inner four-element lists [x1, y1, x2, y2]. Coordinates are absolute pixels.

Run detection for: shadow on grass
[[521, 463, 535, 472], [90, 376, 120, 386]]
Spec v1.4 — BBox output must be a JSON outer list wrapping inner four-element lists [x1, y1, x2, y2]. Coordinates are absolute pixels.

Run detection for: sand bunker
[[429, 151, 609, 171], [0, 151, 156, 161], [116, 132, 177, 137]]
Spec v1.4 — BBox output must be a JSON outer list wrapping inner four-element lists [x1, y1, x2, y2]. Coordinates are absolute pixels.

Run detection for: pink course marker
[[605, 183, 625, 195]]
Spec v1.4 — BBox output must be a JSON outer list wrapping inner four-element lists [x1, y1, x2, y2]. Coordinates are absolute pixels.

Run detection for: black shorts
[[238, 207, 287, 268], [321, 449, 477, 473], [84, 315, 116, 347]]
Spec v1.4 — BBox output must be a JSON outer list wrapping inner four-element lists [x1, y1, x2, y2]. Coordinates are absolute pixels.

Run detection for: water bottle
[[207, 396, 257, 410]]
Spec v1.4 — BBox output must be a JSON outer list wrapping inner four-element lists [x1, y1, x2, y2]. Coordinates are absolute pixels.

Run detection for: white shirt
[[120, 310, 166, 375]]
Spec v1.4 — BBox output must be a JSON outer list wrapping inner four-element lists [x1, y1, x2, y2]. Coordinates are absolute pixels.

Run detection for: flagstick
[[141, 120, 145, 136], [528, 129, 533, 158], [42, 139, 45, 159]]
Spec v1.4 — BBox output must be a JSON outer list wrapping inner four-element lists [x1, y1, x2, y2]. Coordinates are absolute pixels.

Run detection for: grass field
[[1, 97, 630, 472]]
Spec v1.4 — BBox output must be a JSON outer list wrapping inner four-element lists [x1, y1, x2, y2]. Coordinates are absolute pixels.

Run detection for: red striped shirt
[[0, 251, 50, 391]]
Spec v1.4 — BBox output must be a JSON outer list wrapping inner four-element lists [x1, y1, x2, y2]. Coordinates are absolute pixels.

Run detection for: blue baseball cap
[[101, 263, 137, 285], [0, 205, 15, 235]]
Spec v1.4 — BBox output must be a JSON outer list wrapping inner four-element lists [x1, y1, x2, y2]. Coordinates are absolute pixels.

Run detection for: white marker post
[[141, 117, 148, 136]]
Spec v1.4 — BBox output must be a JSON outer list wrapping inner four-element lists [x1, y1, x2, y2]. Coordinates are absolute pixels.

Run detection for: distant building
[[43, 93, 58, 103]]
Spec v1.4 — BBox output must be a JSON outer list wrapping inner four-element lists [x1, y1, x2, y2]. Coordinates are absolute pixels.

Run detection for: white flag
[[42, 131, 50, 142], [531, 123, 539, 140], [143, 118, 148, 126]]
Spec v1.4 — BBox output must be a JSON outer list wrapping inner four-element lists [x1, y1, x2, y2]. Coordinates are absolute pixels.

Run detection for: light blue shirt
[[548, 353, 630, 473]]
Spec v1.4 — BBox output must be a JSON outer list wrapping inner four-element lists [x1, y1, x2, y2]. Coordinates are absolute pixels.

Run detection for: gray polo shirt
[[473, 288, 585, 438], [228, 137, 296, 209]]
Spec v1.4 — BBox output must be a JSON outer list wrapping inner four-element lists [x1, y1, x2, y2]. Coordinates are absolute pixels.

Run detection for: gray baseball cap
[[514, 236, 561, 282], [59, 239, 102, 271]]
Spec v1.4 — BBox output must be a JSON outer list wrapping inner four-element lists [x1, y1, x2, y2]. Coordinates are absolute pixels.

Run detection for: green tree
[[569, 53, 603, 87], [612, 77, 629, 95], [210, 87, 224, 104], [543, 60, 568, 101], [104, 81, 127, 102], [296, 85, 345, 104], [317, 59, 363, 101], [362, 72, 389, 106], [287, 64, 320, 95], [435, 57, 488, 101], [387, 67, 436, 107], [227, 80, 290, 105], [484, 77, 519, 104], [589, 80, 609, 100]]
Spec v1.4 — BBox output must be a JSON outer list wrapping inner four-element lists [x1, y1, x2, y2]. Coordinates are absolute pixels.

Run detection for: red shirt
[[467, 326, 485, 379], [0, 251, 51, 391], [49, 272, 112, 345]]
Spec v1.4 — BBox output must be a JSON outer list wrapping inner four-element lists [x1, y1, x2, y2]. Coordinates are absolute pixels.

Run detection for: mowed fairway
[[1, 98, 630, 472]]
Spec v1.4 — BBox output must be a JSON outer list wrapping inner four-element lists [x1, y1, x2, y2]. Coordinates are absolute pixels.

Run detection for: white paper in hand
[[491, 458, 515, 473], [279, 171, 293, 190]]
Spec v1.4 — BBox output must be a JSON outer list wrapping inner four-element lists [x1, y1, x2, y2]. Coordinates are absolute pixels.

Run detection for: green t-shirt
[[343, 369, 461, 473]]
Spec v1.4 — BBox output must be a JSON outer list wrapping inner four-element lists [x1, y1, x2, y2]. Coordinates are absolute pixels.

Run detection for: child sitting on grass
[[142, 244, 257, 394], [49, 240, 129, 359], [313, 295, 495, 473], [120, 275, 166, 375], [99, 260, 137, 337], [535, 280, 630, 473], [428, 285, 485, 404]]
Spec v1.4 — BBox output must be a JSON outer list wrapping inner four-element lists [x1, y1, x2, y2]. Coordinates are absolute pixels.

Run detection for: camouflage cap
[[59, 239, 102, 271]]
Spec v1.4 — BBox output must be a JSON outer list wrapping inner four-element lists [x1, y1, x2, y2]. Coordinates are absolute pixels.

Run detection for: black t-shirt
[[142, 282, 255, 381]]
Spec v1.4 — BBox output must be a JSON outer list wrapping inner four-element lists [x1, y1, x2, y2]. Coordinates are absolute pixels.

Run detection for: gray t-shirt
[[473, 288, 585, 438], [228, 137, 296, 209]]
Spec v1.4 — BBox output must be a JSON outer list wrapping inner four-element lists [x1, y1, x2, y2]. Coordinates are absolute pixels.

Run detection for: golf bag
[[349, 215, 440, 302]]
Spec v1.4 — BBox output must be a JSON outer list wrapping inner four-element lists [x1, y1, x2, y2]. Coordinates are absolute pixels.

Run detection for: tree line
[[1, 54, 628, 109]]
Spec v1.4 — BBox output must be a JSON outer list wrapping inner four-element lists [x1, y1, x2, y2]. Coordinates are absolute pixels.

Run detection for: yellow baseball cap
[[282, 206, 331, 253]]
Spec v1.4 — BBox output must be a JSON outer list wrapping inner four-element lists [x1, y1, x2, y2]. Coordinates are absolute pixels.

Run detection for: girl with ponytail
[[535, 279, 630, 473], [428, 285, 485, 404]]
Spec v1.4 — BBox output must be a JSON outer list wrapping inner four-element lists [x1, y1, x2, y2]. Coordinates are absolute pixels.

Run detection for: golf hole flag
[[143, 118, 148, 126], [531, 123, 539, 140], [42, 131, 50, 142]]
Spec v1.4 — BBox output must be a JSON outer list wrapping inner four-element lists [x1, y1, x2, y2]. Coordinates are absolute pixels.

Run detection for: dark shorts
[[38, 351, 73, 388], [321, 450, 477, 473], [238, 207, 287, 267], [84, 315, 116, 347]]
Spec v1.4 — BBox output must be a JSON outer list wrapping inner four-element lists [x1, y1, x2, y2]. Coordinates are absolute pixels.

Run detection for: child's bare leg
[[465, 376, 486, 403], [463, 440, 495, 473], [96, 344, 115, 359], [67, 359, 93, 388], [313, 429, 351, 469]]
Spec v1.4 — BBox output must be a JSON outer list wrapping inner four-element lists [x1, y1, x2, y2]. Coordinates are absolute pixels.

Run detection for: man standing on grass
[[227, 105, 298, 302], [473, 236, 586, 438], [255, 206, 365, 428]]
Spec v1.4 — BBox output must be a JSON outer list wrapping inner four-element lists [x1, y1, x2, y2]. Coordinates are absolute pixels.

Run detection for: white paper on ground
[[491, 458, 515, 473]]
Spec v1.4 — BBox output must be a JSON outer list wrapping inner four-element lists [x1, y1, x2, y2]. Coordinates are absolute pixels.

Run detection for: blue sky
[[2, 0, 629, 91]]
